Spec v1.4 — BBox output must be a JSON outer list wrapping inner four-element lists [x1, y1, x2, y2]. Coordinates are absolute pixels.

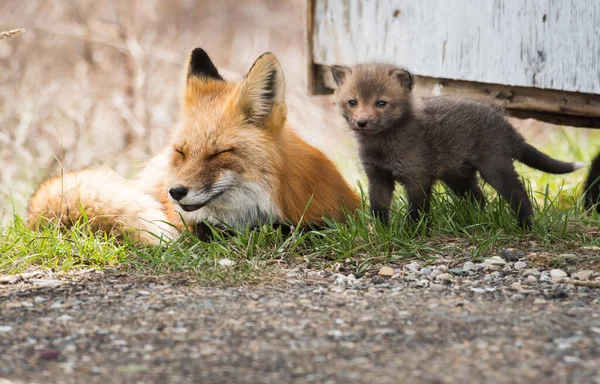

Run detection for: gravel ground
[[1, 254, 600, 384]]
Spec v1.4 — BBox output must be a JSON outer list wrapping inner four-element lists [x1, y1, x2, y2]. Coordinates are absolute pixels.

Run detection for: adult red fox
[[27, 49, 361, 244]]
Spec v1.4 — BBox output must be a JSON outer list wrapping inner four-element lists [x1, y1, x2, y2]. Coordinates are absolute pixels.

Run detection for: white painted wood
[[312, 0, 600, 94]]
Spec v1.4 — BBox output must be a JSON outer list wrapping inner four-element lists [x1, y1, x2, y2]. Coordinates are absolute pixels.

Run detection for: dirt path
[[1, 266, 599, 384]]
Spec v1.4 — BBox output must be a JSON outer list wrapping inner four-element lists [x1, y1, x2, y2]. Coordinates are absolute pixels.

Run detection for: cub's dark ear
[[331, 65, 351, 87], [390, 68, 414, 91], [187, 48, 223, 81]]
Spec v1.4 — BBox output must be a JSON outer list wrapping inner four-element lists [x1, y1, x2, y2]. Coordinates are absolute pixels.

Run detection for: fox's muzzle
[[169, 171, 237, 212]]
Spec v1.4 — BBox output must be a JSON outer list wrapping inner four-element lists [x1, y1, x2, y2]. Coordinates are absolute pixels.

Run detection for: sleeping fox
[[27, 48, 360, 244]]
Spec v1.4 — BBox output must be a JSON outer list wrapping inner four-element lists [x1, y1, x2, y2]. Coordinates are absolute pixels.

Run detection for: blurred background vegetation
[[0, 0, 598, 225]]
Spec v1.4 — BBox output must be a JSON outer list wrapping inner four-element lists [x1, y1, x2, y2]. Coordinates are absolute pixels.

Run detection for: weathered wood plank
[[312, 0, 600, 95], [316, 64, 600, 128], [305, 0, 316, 94]]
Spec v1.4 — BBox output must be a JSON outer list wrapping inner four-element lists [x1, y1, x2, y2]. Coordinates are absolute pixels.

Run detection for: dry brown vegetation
[[0, 0, 359, 223], [0, 0, 596, 224]]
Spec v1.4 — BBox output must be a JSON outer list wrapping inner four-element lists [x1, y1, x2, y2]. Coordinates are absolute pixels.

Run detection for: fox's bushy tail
[[516, 143, 585, 174], [27, 167, 179, 245]]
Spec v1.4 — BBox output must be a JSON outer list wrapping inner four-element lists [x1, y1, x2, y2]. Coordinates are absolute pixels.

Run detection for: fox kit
[[27, 49, 360, 244], [584, 153, 600, 213], [331, 63, 585, 229]]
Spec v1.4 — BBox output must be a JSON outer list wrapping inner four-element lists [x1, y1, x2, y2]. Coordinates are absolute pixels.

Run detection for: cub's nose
[[357, 119, 368, 128], [168, 185, 189, 201]]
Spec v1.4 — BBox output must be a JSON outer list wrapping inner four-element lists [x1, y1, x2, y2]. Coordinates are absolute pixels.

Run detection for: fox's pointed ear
[[237, 52, 285, 126], [331, 65, 351, 87], [187, 48, 223, 81], [390, 68, 414, 91]]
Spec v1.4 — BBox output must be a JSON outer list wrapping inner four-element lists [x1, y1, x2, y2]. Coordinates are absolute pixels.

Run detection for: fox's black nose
[[169, 185, 189, 201], [357, 119, 368, 128]]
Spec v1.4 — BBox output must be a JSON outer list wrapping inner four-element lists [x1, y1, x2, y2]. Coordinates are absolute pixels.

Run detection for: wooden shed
[[306, 0, 600, 128]]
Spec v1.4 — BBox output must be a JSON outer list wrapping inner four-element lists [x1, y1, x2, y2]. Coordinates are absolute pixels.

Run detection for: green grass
[[1, 125, 599, 283], [1, 184, 599, 284]]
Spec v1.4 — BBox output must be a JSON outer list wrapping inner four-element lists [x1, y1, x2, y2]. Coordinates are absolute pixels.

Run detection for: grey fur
[[333, 63, 581, 230]]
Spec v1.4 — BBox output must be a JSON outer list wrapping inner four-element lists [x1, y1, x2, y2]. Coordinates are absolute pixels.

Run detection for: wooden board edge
[[311, 64, 600, 128], [305, 0, 316, 95]]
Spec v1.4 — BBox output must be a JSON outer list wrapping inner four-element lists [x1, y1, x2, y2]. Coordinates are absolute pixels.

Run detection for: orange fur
[[26, 49, 360, 244], [274, 128, 360, 224]]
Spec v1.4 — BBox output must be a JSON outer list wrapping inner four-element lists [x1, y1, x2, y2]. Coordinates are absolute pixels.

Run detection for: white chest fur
[[175, 181, 281, 229]]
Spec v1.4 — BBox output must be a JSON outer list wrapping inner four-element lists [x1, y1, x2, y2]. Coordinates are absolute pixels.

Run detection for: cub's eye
[[348, 99, 357, 107], [375, 100, 388, 107], [174, 147, 185, 157]]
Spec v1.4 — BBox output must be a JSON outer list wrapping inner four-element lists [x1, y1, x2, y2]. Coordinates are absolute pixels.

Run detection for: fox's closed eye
[[210, 148, 235, 158], [174, 147, 185, 157]]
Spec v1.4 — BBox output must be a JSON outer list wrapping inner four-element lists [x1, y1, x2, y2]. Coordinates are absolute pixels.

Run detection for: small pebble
[[462, 262, 475, 272], [449, 268, 467, 276], [572, 270, 593, 281], [581, 246, 600, 251], [501, 248, 519, 262], [218, 258, 235, 267], [558, 253, 577, 260], [29, 279, 62, 287], [405, 262, 421, 272], [476, 263, 490, 271], [429, 284, 445, 292], [436, 265, 449, 273], [0, 275, 19, 284], [435, 273, 454, 284], [38, 349, 60, 361], [307, 270, 327, 279], [549, 286, 569, 299], [550, 269, 568, 283], [378, 266, 395, 277], [510, 282, 523, 291], [0, 326, 12, 333], [514, 261, 527, 271], [484, 256, 507, 265], [540, 273, 552, 282], [371, 275, 386, 285], [527, 275, 538, 283]]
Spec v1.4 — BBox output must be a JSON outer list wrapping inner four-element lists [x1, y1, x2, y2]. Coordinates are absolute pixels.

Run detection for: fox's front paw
[[194, 222, 236, 242]]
